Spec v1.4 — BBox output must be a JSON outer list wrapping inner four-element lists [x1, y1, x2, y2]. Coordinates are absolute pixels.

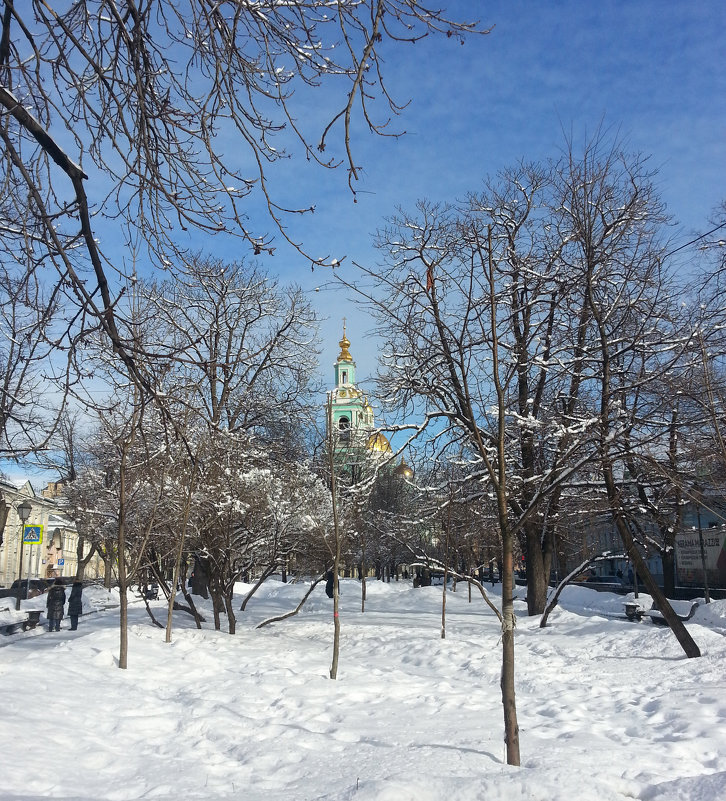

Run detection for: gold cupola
[[366, 431, 392, 453], [334, 321, 357, 388], [337, 328, 353, 362], [393, 457, 414, 480]]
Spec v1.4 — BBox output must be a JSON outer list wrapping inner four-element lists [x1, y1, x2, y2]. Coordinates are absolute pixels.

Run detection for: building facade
[[0, 479, 103, 587], [675, 498, 726, 591]]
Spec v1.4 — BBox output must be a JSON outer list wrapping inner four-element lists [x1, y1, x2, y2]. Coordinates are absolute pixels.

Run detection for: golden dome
[[366, 432, 392, 453], [337, 323, 353, 362], [393, 458, 414, 480]]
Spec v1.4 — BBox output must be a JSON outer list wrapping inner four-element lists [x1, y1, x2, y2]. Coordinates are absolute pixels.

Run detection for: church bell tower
[[329, 323, 374, 445]]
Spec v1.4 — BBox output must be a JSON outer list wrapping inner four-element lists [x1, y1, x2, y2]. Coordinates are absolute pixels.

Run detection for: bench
[[0, 609, 42, 635], [624, 600, 699, 624]]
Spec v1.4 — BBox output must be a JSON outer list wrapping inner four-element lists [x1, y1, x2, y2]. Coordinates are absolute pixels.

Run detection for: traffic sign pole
[[15, 536, 25, 610], [26, 543, 32, 601]]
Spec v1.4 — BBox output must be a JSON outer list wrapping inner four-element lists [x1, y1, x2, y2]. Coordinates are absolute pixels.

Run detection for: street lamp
[[15, 500, 32, 610], [694, 487, 711, 605]]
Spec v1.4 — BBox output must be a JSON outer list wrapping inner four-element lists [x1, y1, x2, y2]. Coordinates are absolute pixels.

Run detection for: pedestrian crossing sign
[[23, 524, 43, 544]]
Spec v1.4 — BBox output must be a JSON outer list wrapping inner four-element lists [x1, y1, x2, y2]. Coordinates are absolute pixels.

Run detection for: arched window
[[338, 415, 350, 441]]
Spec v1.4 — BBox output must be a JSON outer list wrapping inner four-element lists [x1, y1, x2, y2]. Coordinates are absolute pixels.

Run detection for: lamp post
[[694, 489, 711, 605], [15, 500, 32, 610]]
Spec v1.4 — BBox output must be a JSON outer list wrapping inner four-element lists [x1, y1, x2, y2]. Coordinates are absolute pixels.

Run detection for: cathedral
[[327, 324, 414, 484], [328, 323, 392, 455]]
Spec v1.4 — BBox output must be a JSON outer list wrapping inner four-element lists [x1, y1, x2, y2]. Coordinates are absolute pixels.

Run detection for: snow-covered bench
[[0, 607, 42, 635], [623, 600, 699, 624]]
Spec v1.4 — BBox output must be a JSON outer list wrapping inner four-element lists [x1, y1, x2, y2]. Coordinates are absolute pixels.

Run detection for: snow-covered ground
[[0, 579, 724, 801]]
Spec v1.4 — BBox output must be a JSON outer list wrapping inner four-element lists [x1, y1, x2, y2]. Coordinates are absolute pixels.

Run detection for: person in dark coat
[[68, 581, 83, 630], [46, 578, 66, 632], [325, 571, 334, 599]]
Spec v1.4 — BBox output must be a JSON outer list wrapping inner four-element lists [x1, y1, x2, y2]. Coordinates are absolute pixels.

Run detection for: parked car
[[585, 575, 625, 585], [9, 578, 50, 598], [50, 576, 75, 586]]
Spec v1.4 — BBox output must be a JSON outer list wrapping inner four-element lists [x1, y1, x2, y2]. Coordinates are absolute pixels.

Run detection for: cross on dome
[[337, 318, 353, 362]]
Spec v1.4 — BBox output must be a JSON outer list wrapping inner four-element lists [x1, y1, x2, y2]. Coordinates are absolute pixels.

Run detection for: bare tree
[[0, 2, 486, 414], [141, 255, 320, 438], [335, 131, 716, 758], [0, 255, 68, 460], [688, 209, 726, 472], [64, 389, 171, 666], [553, 131, 702, 658], [130, 255, 322, 632], [346, 216, 527, 764]]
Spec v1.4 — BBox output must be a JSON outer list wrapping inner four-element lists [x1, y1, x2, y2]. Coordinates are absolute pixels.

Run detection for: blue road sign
[[22, 525, 43, 544]]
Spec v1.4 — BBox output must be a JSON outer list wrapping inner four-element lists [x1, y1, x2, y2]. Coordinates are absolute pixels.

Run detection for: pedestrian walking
[[68, 580, 83, 630], [46, 578, 66, 632]]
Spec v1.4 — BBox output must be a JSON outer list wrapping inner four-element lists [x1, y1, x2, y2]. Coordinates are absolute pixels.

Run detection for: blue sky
[[249, 0, 725, 392], [97, 1, 726, 390]]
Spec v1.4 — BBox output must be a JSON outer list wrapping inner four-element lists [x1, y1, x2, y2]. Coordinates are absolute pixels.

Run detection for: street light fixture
[[694, 486, 711, 605], [15, 500, 32, 611]]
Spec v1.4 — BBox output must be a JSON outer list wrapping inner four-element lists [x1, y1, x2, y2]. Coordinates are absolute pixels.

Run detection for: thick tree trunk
[[661, 548, 676, 598], [210, 583, 223, 631], [191, 555, 210, 598], [104, 540, 114, 589], [524, 525, 548, 615], [75, 537, 97, 581], [119, 587, 128, 669]]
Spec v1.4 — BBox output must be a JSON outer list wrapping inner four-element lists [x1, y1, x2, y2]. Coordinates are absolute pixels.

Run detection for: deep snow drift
[[1, 579, 724, 801]]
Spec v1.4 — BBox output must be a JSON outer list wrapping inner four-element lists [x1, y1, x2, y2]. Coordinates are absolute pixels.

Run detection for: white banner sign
[[675, 529, 726, 573]]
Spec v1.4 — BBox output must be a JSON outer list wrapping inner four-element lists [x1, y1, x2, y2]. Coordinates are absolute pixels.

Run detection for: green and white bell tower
[[329, 322, 374, 446]]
